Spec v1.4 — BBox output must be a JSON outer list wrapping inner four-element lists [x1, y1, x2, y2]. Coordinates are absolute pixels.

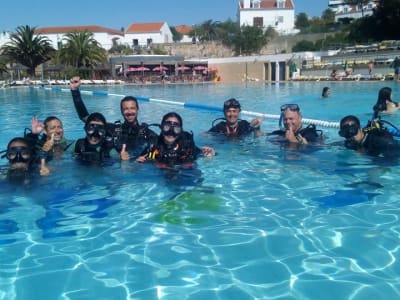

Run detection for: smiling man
[[208, 98, 263, 138]]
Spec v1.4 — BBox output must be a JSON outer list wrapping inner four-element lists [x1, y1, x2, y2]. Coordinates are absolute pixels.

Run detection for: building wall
[[240, 9, 296, 35], [26, 32, 123, 50], [124, 23, 173, 47]]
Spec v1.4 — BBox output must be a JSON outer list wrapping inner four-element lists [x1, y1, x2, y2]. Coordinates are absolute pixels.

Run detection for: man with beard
[[70, 77, 157, 161]]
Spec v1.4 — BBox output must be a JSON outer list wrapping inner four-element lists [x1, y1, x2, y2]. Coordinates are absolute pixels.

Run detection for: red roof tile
[[35, 25, 124, 36], [175, 25, 192, 35], [239, 0, 294, 10], [125, 22, 165, 33]]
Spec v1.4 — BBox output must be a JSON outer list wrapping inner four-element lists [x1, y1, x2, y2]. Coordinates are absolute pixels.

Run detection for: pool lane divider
[[32, 86, 340, 128]]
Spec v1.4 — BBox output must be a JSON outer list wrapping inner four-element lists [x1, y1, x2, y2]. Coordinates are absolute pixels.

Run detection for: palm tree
[[0, 25, 55, 77], [58, 31, 107, 73], [193, 20, 221, 42]]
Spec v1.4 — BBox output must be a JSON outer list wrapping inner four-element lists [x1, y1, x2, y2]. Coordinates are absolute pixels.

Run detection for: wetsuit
[[268, 124, 323, 143], [24, 132, 73, 162], [71, 89, 158, 158], [74, 138, 111, 164], [145, 131, 201, 166], [208, 119, 257, 138], [345, 128, 400, 158]]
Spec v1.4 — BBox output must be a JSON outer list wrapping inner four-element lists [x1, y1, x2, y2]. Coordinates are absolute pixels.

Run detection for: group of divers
[[2, 76, 400, 183]]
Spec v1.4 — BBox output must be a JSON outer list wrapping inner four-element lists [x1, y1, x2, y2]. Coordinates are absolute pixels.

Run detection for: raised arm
[[70, 76, 89, 122]]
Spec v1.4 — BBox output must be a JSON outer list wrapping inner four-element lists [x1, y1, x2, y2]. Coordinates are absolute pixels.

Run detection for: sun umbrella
[[135, 66, 150, 72], [126, 67, 137, 72], [176, 66, 191, 71], [193, 65, 208, 70], [208, 66, 218, 72], [152, 66, 168, 71]]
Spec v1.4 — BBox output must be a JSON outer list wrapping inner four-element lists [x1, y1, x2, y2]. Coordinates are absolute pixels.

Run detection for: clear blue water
[[1, 82, 400, 299]]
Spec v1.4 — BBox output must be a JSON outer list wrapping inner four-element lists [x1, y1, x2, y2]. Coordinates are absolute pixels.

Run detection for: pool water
[[1, 82, 400, 299]]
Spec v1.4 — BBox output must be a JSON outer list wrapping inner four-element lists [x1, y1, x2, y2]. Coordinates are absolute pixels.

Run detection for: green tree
[[0, 55, 8, 77], [218, 19, 240, 47], [170, 27, 183, 42], [347, 0, 400, 41], [0, 25, 55, 77], [321, 9, 336, 25], [295, 13, 310, 30], [108, 44, 133, 55], [192, 20, 221, 42], [292, 40, 318, 52], [232, 26, 267, 55], [58, 31, 107, 70]]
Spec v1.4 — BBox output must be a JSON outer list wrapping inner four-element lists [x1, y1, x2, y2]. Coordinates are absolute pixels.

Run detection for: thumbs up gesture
[[42, 133, 55, 152], [40, 158, 50, 176], [120, 144, 130, 161]]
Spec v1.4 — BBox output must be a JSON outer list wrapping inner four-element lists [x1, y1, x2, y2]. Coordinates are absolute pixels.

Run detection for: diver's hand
[[69, 76, 81, 90], [120, 144, 130, 161], [31, 116, 44, 134], [40, 159, 50, 176], [42, 133, 55, 152], [201, 146, 215, 157], [285, 126, 298, 143], [135, 154, 148, 163]]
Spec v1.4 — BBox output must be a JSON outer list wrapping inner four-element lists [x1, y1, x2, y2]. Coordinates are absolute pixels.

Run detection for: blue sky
[[0, 0, 327, 31]]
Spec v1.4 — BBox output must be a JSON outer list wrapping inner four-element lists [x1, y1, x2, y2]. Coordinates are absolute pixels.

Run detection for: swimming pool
[[1, 82, 400, 299]]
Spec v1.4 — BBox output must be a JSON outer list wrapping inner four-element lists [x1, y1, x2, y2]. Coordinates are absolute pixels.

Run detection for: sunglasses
[[339, 123, 359, 139], [162, 121, 182, 135], [280, 104, 300, 112]]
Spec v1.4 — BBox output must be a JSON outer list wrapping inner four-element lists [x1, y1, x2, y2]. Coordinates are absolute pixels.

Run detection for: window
[[253, 0, 260, 8], [132, 39, 139, 46], [277, 0, 285, 9], [253, 17, 263, 28], [147, 38, 153, 47]]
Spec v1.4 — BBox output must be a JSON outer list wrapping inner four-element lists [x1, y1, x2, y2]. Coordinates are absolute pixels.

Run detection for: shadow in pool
[[315, 181, 383, 208]]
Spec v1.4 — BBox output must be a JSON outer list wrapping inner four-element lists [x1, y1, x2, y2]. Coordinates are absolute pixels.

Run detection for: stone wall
[[162, 33, 327, 59]]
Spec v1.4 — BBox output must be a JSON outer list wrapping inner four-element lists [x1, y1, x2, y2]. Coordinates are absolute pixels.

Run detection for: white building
[[34, 25, 124, 50], [174, 25, 193, 43], [238, 0, 297, 35], [328, 0, 379, 22], [124, 22, 173, 49]]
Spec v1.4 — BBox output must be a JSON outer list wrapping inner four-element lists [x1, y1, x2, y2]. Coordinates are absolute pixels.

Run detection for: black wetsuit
[[268, 124, 323, 144], [345, 128, 400, 158], [145, 131, 201, 166], [71, 89, 158, 158], [74, 138, 111, 164], [208, 119, 256, 138], [24, 132, 73, 162]]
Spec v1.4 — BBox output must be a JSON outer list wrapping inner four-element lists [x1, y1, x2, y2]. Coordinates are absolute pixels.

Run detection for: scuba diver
[[268, 104, 323, 146], [338, 115, 400, 158], [135, 112, 215, 187], [69, 76, 158, 160], [25, 116, 74, 175], [208, 98, 263, 138], [1, 137, 36, 182], [74, 112, 114, 164], [137, 112, 215, 167]]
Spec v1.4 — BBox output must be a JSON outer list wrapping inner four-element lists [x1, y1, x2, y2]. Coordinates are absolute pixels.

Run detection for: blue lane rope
[[32, 86, 340, 128]]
